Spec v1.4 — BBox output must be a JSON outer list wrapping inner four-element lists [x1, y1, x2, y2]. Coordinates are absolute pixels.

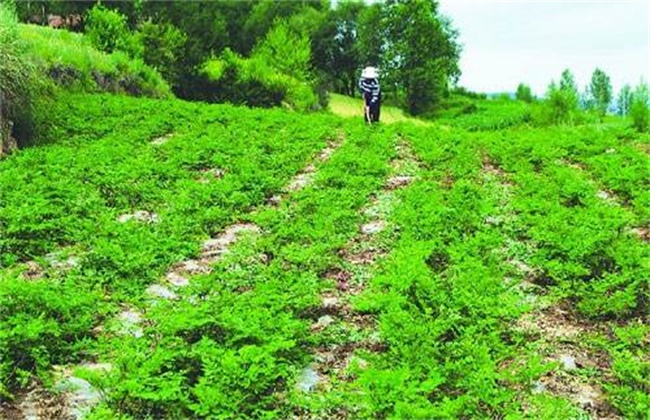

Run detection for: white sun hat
[[361, 66, 379, 79]]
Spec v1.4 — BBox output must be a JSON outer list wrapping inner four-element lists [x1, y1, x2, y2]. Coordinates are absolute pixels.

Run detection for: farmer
[[358, 66, 381, 123]]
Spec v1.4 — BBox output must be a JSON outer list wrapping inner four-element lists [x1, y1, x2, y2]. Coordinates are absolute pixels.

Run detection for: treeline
[[515, 69, 649, 132], [15, 0, 461, 115]]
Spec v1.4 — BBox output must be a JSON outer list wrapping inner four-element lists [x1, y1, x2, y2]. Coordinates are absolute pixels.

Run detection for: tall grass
[[19, 24, 170, 98], [0, 3, 32, 143]]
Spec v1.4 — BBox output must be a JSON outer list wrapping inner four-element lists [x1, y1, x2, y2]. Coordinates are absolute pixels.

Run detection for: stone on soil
[[146, 284, 177, 300], [560, 354, 577, 371], [296, 365, 321, 392], [117, 211, 159, 224], [54, 376, 102, 419], [118, 309, 144, 338], [361, 220, 385, 235]]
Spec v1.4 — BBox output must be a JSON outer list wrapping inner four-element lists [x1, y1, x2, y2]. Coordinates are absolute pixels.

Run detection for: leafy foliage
[[515, 83, 534, 103], [85, 4, 142, 57], [589, 68, 613, 118]]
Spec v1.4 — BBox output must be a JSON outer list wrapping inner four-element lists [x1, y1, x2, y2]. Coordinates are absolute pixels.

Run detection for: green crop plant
[[0, 92, 647, 418]]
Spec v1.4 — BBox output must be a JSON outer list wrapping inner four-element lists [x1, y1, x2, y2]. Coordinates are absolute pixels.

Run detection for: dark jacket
[[358, 77, 380, 105]]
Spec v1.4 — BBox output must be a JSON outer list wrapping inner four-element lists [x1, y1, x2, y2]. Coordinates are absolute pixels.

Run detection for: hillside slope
[[0, 93, 648, 419], [19, 24, 170, 97]]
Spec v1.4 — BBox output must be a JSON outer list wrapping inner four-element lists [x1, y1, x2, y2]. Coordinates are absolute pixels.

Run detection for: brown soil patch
[[339, 247, 386, 266], [21, 261, 43, 281], [631, 226, 650, 242], [1, 386, 73, 420], [385, 175, 413, 190], [197, 168, 225, 183], [201, 223, 260, 262]]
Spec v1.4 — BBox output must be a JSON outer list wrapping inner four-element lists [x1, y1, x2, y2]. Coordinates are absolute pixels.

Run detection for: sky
[[437, 0, 650, 96]]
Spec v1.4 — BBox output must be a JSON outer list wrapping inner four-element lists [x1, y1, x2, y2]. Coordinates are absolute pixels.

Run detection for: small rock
[[361, 220, 385, 235], [510, 259, 534, 274], [166, 272, 190, 287], [286, 173, 312, 192], [318, 143, 338, 161], [574, 383, 601, 407], [484, 215, 504, 226], [596, 190, 611, 201], [322, 296, 339, 309], [54, 376, 102, 419], [146, 284, 177, 300], [311, 315, 335, 331], [303, 163, 316, 174], [151, 133, 173, 145], [118, 310, 143, 338], [176, 259, 211, 275], [267, 194, 282, 206], [560, 354, 577, 371], [531, 380, 546, 394], [386, 175, 412, 189], [605, 148, 616, 154], [45, 253, 80, 270], [296, 365, 321, 392], [117, 211, 159, 224]]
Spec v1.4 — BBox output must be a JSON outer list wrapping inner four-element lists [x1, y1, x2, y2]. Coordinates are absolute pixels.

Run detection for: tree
[[559, 69, 578, 95], [589, 68, 612, 118], [356, 3, 384, 69], [137, 20, 187, 86], [544, 69, 579, 123], [617, 84, 632, 116], [310, 2, 364, 96], [515, 83, 534, 103], [85, 5, 142, 57], [252, 20, 312, 82], [630, 82, 649, 133], [382, 0, 461, 115], [545, 79, 579, 124]]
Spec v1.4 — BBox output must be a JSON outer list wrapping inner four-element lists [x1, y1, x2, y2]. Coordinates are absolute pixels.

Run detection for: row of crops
[[0, 93, 648, 418]]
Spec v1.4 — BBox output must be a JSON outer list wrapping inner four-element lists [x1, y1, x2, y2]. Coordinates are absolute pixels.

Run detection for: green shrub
[[0, 276, 100, 397], [630, 83, 649, 133], [515, 83, 535, 103], [85, 4, 142, 57], [200, 49, 319, 111], [541, 81, 580, 125], [252, 20, 312, 83], [137, 20, 187, 86]]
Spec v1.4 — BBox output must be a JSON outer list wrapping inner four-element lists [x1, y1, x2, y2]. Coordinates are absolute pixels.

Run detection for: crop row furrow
[[294, 138, 423, 417]]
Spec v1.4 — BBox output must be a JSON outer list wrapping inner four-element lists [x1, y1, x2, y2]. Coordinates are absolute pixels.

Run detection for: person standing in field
[[358, 66, 381, 124]]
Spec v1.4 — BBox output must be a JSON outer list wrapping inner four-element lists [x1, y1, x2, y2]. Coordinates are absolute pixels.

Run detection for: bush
[[515, 83, 535, 103], [252, 20, 312, 82], [85, 4, 142, 57], [630, 83, 649, 133], [137, 20, 187, 86], [199, 49, 319, 112], [545, 81, 579, 124], [0, 276, 100, 396]]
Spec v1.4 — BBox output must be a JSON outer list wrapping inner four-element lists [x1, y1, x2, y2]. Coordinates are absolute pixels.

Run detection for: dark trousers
[[364, 99, 381, 123]]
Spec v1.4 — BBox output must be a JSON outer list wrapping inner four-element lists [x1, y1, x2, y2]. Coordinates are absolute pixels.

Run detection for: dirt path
[[482, 155, 620, 418], [293, 138, 423, 417]]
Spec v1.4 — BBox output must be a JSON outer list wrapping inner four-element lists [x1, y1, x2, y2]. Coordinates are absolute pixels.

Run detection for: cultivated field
[[0, 93, 648, 419]]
